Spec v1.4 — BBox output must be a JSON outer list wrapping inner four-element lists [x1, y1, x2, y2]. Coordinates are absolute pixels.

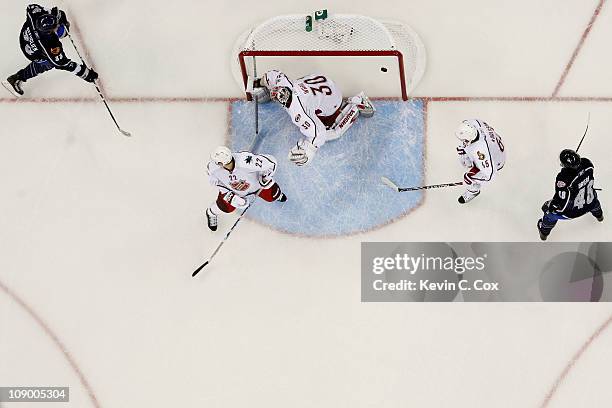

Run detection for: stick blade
[[381, 176, 400, 192], [192, 261, 208, 277], [120, 129, 132, 137]]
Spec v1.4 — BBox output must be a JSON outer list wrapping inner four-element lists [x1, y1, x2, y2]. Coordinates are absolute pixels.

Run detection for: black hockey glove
[[52, 7, 70, 31], [83, 68, 99, 83]]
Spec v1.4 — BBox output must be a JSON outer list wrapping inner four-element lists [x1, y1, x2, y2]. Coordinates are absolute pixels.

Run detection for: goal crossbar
[[239, 50, 408, 101]]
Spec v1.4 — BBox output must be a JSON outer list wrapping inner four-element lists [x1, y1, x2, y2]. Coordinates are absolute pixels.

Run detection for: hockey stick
[[381, 176, 463, 192], [576, 112, 590, 152], [67, 32, 132, 137], [192, 198, 256, 277]]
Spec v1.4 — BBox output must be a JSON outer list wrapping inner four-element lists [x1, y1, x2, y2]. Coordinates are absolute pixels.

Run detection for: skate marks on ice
[[230, 100, 425, 237]]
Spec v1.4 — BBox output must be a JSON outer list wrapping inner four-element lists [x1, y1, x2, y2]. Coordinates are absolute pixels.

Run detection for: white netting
[[231, 14, 426, 97], [243, 14, 395, 51]]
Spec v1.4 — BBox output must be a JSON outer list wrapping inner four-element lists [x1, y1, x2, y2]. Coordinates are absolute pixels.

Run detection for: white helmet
[[211, 146, 233, 165], [455, 121, 478, 143]]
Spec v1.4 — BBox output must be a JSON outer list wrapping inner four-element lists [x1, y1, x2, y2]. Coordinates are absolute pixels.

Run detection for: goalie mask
[[270, 86, 292, 107], [455, 121, 478, 145]]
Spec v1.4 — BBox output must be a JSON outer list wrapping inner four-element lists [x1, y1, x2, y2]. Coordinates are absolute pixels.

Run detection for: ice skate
[[458, 190, 480, 204], [2, 74, 24, 97], [537, 220, 548, 241], [206, 208, 218, 232]]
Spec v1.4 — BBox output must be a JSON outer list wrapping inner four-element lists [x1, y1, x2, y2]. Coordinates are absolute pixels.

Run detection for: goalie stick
[[381, 176, 463, 192], [247, 56, 262, 152], [67, 32, 132, 137]]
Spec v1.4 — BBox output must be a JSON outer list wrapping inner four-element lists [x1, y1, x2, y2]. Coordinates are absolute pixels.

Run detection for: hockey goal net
[[232, 14, 426, 101]]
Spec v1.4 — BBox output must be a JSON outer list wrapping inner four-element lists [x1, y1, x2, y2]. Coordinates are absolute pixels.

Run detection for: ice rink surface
[[1, 0, 612, 407]]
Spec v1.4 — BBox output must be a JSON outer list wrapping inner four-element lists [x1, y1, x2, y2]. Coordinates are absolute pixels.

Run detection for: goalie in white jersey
[[205, 146, 287, 231], [251, 69, 375, 166], [455, 119, 506, 204]]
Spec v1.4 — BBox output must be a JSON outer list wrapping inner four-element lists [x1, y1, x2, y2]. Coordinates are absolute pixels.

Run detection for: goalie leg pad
[[347, 91, 376, 118], [328, 103, 360, 141]]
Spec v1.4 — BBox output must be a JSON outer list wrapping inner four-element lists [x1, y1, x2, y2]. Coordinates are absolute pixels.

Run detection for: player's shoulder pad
[[556, 168, 575, 187], [259, 154, 277, 166], [27, 4, 45, 16], [580, 157, 594, 169], [464, 118, 481, 128], [234, 151, 258, 169], [206, 161, 222, 174]]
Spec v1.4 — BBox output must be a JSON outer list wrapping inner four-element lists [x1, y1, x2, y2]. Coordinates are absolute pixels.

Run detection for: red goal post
[[232, 14, 426, 101]]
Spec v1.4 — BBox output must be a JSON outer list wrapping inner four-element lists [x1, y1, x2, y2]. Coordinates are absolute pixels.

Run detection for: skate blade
[[1, 81, 22, 98]]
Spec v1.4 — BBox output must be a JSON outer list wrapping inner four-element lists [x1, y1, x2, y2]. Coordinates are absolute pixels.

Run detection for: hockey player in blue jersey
[[538, 149, 604, 240], [2, 4, 98, 97]]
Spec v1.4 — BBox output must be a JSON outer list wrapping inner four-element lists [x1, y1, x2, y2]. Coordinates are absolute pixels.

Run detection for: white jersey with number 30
[[293, 74, 343, 116], [462, 119, 506, 182], [264, 70, 342, 148]]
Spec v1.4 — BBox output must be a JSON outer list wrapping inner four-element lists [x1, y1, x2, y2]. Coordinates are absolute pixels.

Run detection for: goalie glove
[[457, 147, 473, 168], [253, 75, 269, 89], [246, 76, 271, 103], [52, 7, 70, 31], [288, 139, 317, 166], [224, 192, 248, 209]]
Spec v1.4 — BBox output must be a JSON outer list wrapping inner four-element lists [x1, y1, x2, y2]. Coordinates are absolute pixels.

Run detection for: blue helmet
[[35, 13, 59, 33]]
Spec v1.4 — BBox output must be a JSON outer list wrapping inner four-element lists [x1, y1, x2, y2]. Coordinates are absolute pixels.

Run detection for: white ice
[[1, 0, 611, 407]]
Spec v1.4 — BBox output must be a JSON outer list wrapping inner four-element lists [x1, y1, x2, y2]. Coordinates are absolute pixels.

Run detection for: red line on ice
[[552, 0, 607, 97], [4, 96, 612, 104], [540, 313, 612, 407], [0, 280, 102, 408]]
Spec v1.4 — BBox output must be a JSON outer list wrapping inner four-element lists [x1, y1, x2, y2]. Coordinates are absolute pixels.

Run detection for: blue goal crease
[[229, 99, 426, 237]]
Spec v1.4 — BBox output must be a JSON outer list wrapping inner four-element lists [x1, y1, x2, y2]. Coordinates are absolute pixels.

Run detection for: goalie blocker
[[252, 69, 375, 166]]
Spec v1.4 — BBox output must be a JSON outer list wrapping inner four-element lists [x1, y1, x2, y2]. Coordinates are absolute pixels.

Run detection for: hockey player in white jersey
[[251, 69, 375, 166], [455, 119, 506, 204], [205, 146, 287, 231]]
